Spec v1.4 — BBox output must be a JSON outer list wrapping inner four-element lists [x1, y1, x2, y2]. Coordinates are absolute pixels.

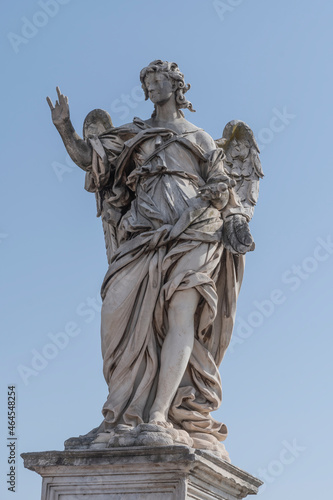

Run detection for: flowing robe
[[84, 119, 246, 444]]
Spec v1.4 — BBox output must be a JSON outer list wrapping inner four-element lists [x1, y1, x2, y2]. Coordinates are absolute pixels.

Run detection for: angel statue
[[47, 60, 263, 460]]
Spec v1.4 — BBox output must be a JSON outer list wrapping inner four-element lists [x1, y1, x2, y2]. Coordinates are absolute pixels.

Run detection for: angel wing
[[83, 108, 113, 140], [215, 120, 264, 221], [83, 109, 118, 265]]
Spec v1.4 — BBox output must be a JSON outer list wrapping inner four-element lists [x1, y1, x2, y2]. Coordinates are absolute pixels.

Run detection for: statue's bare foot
[[149, 411, 173, 429]]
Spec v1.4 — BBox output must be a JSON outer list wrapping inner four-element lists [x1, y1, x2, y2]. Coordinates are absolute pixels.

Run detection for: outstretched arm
[[46, 87, 92, 170]]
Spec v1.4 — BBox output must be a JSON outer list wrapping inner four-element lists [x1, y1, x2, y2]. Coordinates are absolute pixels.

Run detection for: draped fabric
[[85, 119, 245, 443]]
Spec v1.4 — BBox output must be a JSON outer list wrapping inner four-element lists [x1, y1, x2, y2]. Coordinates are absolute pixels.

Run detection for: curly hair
[[140, 60, 195, 118]]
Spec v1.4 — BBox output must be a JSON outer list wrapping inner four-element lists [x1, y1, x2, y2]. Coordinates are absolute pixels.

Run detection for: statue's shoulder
[[177, 118, 214, 145], [189, 127, 216, 153], [98, 118, 148, 144], [111, 117, 153, 137]]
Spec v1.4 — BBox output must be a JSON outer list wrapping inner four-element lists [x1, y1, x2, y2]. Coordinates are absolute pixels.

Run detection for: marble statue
[[46, 60, 263, 460]]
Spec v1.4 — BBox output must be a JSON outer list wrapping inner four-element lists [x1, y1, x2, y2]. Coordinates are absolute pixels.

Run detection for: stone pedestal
[[22, 445, 262, 499]]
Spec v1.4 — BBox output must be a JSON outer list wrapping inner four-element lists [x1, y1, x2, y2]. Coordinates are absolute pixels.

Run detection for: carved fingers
[[46, 95, 54, 110], [56, 86, 69, 105], [198, 180, 237, 210], [46, 86, 70, 126]]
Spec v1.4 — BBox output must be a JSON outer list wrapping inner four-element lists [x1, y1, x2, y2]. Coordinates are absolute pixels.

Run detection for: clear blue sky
[[1, 1, 332, 498]]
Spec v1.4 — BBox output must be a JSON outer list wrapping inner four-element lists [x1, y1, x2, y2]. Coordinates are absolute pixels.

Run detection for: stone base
[[64, 423, 231, 462], [22, 445, 262, 499]]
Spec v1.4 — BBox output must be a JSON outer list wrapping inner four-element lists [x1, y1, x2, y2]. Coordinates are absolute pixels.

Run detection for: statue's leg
[[149, 242, 216, 426], [149, 287, 200, 427]]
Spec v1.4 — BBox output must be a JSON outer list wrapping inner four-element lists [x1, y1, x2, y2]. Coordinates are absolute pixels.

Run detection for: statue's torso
[[120, 130, 222, 235]]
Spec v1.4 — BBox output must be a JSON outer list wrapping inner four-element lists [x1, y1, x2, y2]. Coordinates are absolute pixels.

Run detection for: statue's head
[[140, 60, 195, 117]]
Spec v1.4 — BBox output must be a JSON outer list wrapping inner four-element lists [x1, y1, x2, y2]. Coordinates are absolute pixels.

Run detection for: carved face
[[144, 72, 175, 105]]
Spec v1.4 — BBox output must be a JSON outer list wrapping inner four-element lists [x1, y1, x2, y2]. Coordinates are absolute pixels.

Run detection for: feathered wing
[[211, 121, 263, 362], [83, 108, 114, 140], [215, 120, 263, 221], [83, 109, 118, 265]]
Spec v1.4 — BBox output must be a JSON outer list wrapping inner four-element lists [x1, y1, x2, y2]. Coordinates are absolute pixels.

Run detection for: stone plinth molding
[[22, 445, 262, 499]]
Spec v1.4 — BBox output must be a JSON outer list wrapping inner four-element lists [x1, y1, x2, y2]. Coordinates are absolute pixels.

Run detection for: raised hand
[[46, 86, 70, 127], [45, 86, 92, 169]]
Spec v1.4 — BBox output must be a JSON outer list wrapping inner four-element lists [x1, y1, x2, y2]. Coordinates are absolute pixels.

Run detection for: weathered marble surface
[[64, 422, 230, 462], [22, 445, 263, 499], [45, 60, 263, 456]]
